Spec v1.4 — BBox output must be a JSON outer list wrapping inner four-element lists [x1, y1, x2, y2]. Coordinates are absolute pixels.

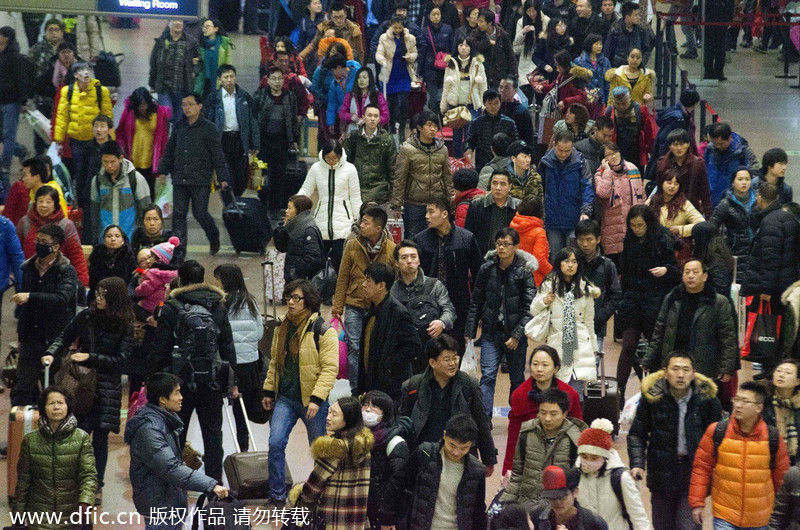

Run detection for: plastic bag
[[461, 340, 479, 379], [620, 393, 641, 424], [155, 175, 173, 218]]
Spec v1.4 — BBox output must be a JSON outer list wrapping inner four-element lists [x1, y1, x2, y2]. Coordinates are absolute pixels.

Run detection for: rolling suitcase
[[582, 351, 620, 436], [222, 397, 292, 499], [8, 362, 49, 500], [283, 158, 308, 199], [222, 190, 272, 255]]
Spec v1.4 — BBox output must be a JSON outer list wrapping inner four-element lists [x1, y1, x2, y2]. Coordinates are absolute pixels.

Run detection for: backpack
[[310, 315, 328, 350], [609, 467, 634, 530], [67, 83, 104, 114], [712, 418, 780, 469], [405, 278, 442, 333], [95, 166, 138, 199], [171, 302, 222, 390]]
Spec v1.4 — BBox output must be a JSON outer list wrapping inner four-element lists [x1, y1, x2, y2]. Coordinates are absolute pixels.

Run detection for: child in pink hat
[[134, 236, 180, 313]]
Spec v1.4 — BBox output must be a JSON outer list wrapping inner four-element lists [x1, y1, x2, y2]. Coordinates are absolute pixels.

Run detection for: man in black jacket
[[568, 0, 605, 56], [466, 89, 519, 172], [742, 182, 800, 318], [157, 93, 229, 255], [642, 259, 738, 385], [356, 262, 421, 402], [628, 350, 722, 530], [386, 414, 487, 529], [770, 462, 800, 529], [470, 9, 517, 89], [400, 335, 497, 474], [466, 227, 537, 420], [413, 197, 483, 353], [498, 76, 534, 145], [151, 260, 236, 482], [465, 170, 522, 256], [575, 116, 615, 176], [11, 223, 77, 406]]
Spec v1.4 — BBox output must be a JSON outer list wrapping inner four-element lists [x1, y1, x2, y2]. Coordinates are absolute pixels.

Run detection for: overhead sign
[[0, 0, 201, 18]]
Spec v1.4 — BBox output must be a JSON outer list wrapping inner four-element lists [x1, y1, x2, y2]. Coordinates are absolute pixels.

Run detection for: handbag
[[526, 309, 551, 342], [311, 253, 337, 302], [443, 105, 472, 130], [741, 300, 782, 366], [428, 27, 448, 70], [247, 156, 267, 191]]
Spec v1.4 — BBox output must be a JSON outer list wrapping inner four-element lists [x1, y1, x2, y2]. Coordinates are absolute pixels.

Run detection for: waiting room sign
[[0, 0, 201, 18]]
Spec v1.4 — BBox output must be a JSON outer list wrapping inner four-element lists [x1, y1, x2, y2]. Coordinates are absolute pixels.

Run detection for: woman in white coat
[[527, 246, 600, 393], [298, 138, 362, 272], [576, 419, 652, 530], [439, 38, 487, 158], [513, 0, 549, 101]]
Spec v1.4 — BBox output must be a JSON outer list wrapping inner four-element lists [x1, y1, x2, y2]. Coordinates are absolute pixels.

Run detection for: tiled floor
[[0, 13, 791, 529]]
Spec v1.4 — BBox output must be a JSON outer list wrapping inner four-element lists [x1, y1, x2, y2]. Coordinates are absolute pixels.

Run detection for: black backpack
[[406, 277, 442, 333], [609, 467, 634, 530], [171, 302, 222, 390], [712, 418, 780, 469]]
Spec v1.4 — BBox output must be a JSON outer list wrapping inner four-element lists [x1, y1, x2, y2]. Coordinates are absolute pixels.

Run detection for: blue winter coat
[[538, 148, 595, 230], [417, 23, 453, 84], [204, 84, 260, 155], [311, 64, 335, 108], [573, 51, 611, 104], [0, 214, 23, 292], [124, 403, 218, 517], [326, 60, 362, 125], [703, 132, 758, 208]]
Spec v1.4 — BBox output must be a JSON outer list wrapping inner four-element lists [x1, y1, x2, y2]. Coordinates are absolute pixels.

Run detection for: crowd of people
[[1, 1, 800, 530]]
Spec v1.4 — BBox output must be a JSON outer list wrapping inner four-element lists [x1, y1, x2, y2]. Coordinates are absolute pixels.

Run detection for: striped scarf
[[561, 291, 577, 367], [773, 393, 799, 459]]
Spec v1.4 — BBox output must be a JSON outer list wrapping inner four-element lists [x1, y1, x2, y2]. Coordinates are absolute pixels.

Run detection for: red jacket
[[689, 416, 791, 528], [503, 377, 583, 474], [16, 208, 89, 286], [509, 213, 552, 286], [452, 188, 486, 228], [115, 98, 172, 173], [538, 73, 588, 108], [4, 181, 30, 225]]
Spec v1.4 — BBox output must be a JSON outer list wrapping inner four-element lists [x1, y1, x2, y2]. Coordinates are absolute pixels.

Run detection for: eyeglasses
[[732, 397, 758, 405], [495, 242, 515, 248], [284, 295, 305, 303], [331, 13, 347, 20]]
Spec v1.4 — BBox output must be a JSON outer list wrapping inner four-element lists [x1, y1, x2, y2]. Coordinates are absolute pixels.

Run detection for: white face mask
[[362, 410, 382, 427], [580, 457, 605, 473]]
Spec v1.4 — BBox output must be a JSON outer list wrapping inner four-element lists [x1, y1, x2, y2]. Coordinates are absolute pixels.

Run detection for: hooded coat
[[453, 188, 487, 228], [124, 403, 218, 516], [273, 209, 326, 282], [45, 309, 135, 433], [115, 98, 172, 172], [538, 147, 595, 231], [627, 370, 722, 495], [392, 133, 453, 208], [510, 213, 552, 286], [466, 249, 538, 341], [11, 414, 97, 529], [500, 416, 587, 511], [703, 132, 759, 208], [299, 149, 362, 241], [529, 275, 601, 382], [291, 428, 375, 530], [605, 65, 655, 106], [90, 159, 153, 242], [642, 283, 739, 378], [54, 79, 113, 142], [332, 234, 396, 313], [741, 200, 800, 298], [576, 449, 652, 530], [134, 267, 179, 313], [343, 125, 397, 204], [594, 160, 646, 255], [752, 173, 793, 206]]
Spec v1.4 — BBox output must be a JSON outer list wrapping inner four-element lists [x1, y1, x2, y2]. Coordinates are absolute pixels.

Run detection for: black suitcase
[[582, 351, 620, 436], [222, 190, 272, 255], [282, 158, 308, 198]]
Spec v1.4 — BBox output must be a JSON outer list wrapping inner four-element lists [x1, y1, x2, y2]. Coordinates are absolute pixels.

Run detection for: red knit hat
[[577, 425, 612, 459]]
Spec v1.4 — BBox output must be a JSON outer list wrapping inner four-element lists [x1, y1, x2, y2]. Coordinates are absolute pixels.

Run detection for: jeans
[[651, 492, 699, 530], [667, 3, 697, 51], [345, 305, 369, 394], [450, 104, 478, 158], [172, 184, 220, 248], [479, 335, 527, 418], [157, 92, 183, 125], [426, 84, 443, 116], [403, 202, 429, 240], [77, 412, 110, 488], [712, 519, 767, 530], [545, 228, 575, 261], [177, 386, 224, 481], [268, 396, 329, 499]]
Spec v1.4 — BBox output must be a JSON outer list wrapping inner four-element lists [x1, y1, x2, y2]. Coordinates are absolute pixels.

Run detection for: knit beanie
[[151, 236, 180, 264], [577, 418, 614, 459]]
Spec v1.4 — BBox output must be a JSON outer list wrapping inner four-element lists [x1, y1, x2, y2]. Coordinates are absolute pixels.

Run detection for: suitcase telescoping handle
[[261, 260, 278, 320], [223, 187, 243, 215], [223, 396, 259, 453], [596, 351, 606, 398], [43, 359, 50, 388]]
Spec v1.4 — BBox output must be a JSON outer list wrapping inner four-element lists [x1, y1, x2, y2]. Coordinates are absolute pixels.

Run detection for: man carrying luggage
[[125, 372, 229, 530], [157, 93, 229, 255], [150, 260, 236, 482]]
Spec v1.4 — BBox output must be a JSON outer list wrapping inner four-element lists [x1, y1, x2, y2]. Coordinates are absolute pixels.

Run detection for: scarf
[[203, 36, 221, 84], [370, 421, 390, 447], [275, 309, 312, 375], [561, 289, 577, 367], [53, 60, 68, 90], [773, 393, 800, 458], [361, 232, 385, 257]]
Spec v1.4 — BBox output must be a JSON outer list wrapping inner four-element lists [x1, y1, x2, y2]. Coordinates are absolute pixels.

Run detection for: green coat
[[194, 35, 233, 95], [343, 127, 397, 204], [12, 414, 97, 529]]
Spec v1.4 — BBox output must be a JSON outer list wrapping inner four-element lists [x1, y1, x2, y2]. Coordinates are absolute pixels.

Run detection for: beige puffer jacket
[[500, 416, 587, 512], [375, 27, 418, 84], [391, 134, 453, 208]]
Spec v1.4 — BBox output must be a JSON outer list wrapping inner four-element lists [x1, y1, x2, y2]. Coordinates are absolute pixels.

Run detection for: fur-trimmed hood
[[781, 279, 800, 314], [640, 369, 718, 404], [310, 427, 374, 464], [570, 64, 594, 81], [484, 248, 539, 273], [167, 282, 226, 309], [607, 64, 655, 80]]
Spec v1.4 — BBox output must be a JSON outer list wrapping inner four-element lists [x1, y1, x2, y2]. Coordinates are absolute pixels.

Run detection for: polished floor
[[0, 11, 794, 529]]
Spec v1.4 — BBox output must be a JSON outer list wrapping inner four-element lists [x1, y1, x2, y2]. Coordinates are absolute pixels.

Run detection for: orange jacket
[[689, 416, 791, 528], [509, 214, 552, 287]]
